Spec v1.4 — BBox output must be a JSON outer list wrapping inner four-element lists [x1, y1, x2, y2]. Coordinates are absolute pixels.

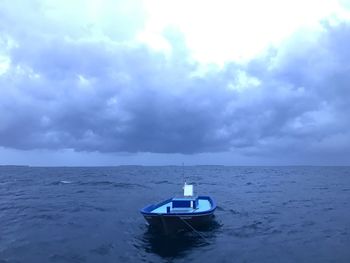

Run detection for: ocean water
[[0, 166, 350, 263]]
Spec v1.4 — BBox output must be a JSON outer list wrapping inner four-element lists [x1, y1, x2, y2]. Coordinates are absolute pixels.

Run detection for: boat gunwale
[[140, 195, 216, 216]]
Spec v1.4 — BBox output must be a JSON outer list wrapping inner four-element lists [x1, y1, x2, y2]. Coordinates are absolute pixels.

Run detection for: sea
[[0, 166, 349, 263]]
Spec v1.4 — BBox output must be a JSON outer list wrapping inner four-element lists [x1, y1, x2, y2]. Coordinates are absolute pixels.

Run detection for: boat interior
[[151, 197, 212, 214]]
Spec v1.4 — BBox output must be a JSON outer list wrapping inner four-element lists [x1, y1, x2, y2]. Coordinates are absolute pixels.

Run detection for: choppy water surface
[[0, 166, 350, 262]]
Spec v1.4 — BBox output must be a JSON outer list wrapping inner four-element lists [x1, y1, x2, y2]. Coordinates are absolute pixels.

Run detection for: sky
[[1, 0, 350, 166]]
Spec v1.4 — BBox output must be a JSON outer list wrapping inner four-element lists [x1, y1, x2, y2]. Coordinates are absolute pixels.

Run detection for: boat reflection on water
[[140, 218, 221, 259]]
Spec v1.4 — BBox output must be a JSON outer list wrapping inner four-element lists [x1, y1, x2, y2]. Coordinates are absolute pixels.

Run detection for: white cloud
[[141, 0, 350, 64]]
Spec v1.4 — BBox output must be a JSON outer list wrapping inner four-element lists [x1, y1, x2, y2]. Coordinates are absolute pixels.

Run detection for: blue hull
[[140, 196, 216, 233]]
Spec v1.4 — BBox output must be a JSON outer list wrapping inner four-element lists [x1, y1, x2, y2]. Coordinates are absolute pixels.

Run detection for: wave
[[77, 181, 149, 189]]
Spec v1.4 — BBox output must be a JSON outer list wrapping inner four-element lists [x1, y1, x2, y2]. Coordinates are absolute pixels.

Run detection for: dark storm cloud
[[244, 23, 350, 157], [0, 37, 237, 153], [1, 1, 350, 159]]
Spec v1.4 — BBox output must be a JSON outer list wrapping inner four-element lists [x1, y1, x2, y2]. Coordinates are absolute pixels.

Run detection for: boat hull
[[140, 196, 216, 233], [143, 212, 215, 232]]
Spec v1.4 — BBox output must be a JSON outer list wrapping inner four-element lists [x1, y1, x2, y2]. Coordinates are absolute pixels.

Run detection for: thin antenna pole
[[182, 162, 185, 184]]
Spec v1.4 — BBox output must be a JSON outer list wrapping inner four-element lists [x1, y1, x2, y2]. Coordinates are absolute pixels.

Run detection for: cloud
[[244, 22, 350, 157], [1, 0, 350, 164]]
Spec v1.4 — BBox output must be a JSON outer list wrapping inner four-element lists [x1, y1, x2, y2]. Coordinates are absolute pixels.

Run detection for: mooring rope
[[177, 216, 210, 244]]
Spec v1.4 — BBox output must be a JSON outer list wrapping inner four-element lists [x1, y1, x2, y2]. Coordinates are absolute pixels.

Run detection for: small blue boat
[[140, 183, 216, 233]]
